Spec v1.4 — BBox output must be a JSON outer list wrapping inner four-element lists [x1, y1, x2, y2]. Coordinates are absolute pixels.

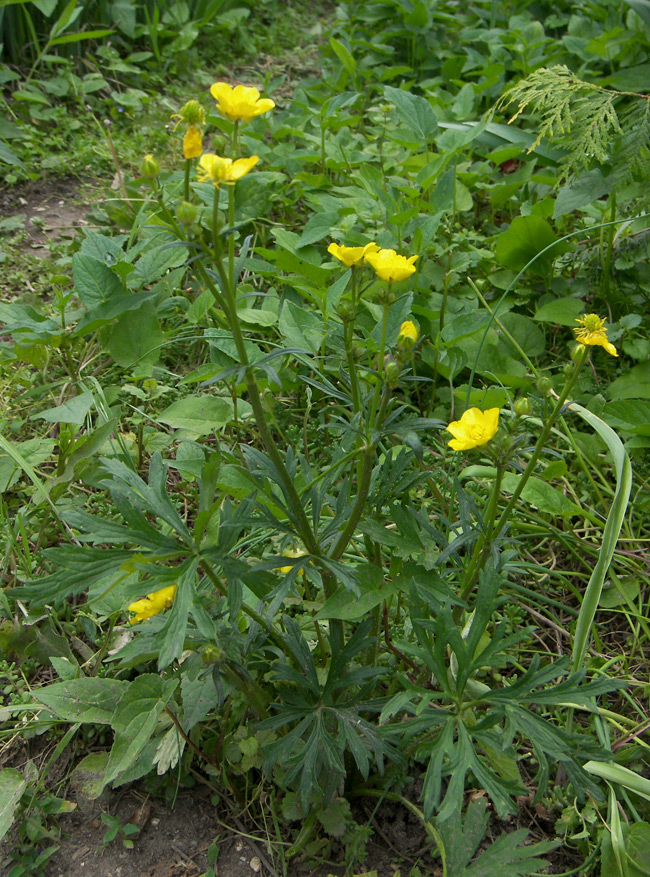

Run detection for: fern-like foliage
[[495, 64, 650, 188]]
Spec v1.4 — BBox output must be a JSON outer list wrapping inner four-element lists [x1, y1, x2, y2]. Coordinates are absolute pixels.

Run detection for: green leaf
[[296, 211, 339, 248], [158, 396, 237, 436], [0, 437, 56, 491], [501, 473, 582, 517], [70, 752, 110, 801], [624, 0, 650, 27], [607, 362, 650, 401], [534, 297, 585, 327], [384, 85, 438, 142], [317, 798, 351, 839], [0, 141, 23, 167], [72, 253, 124, 309], [316, 564, 400, 621], [329, 37, 356, 76], [495, 216, 571, 276], [32, 391, 94, 425], [278, 300, 324, 353], [599, 577, 640, 609], [106, 301, 163, 367], [0, 768, 26, 842], [602, 401, 650, 436], [568, 403, 632, 672], [33, 678, 130, 724], [105, 674, 177, 785], [554, 169, 613, 217]]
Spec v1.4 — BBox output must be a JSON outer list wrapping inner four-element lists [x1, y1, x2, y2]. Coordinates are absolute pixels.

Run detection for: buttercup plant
[[14, 71, 628, 853]]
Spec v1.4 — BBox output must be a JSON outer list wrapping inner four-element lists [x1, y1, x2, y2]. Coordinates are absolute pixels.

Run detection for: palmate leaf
[[15, 546, 135, 606], [98, 454, 192, 545], [438, 797, 558, 877], [260, 619, 398, 810]]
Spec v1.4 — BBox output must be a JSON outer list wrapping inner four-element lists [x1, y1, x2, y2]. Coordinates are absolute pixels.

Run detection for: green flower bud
[[350, 340, 363, 360], [385, 360, 401, 383], [177, 99, 205, 127], [140, 154, 160, 179], [201, 644, 225, 664], [563, 362, 575, 378], [570, 343, 585, 363], [177, 200, 198, 226], [211, 134, 227, 154], [514, 396, 531, 417], [536, 375, 552, 395], [337, 300, 355, 320]]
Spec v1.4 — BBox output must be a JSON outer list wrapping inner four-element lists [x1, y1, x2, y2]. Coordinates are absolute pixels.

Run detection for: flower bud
[[177, 200, 198, 226], [140, 154, 160, 179], [385, 360, 401, 383], [211, 134, 227, 154], [563, 362, 575, 379], [536, 375, 552, 395], [178, 99, 206, 127], [397, 320, 419, 351], [514, 396, 531, 417], [337, 300, 355, 321], [350, 340, 363, 360], [201, 644, 225, 664], [570, 343, 585, 363]]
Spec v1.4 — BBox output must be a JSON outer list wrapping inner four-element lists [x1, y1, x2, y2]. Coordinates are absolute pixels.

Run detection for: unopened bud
[[536, 375, 552, 395], [337, 300, 355, 320], [140, 154, 160, 179], [514, 396, 531, 417], [211, 134, 227, 154], [385, 360, 401, 383], [397, 320, 419, 351], [177, 200, 198, 226]]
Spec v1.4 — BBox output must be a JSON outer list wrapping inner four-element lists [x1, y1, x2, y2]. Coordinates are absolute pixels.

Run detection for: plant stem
[[184, 158, 191, 201]]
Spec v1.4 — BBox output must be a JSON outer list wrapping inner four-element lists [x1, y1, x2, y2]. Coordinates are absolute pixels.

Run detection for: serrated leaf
[[0, 768, 27, 842], [158, 395, 237, 436], [33, 678, 129, 724], [317, 798, 351, 838], [105, 674, 177, 785]]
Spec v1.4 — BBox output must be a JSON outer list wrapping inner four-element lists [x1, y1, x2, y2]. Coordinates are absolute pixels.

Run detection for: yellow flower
[[397, 320, 419, 350], [210, 82, 275, 122], [128, 585, 177, 624], [279, 549, 307, 576], [573, 314, 618, 357], [447, 408, 500, 451], [197, 153, 258, 186], [328, 241, 379, 267], [183, 125, 203, 159], [364, 248, 418, 282]]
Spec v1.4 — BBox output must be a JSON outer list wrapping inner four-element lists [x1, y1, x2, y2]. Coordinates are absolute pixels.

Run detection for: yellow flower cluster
[[128, 585, 177, 624], [328, 241, 418, 282]]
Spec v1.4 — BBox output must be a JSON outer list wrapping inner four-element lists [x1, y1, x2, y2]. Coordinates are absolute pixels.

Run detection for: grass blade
[[567, 402, 632, 673]]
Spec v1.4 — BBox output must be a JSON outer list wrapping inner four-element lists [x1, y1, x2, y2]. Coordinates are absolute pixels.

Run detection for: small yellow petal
[[183, 125, 203, 159], [128, 585, 177, 624]]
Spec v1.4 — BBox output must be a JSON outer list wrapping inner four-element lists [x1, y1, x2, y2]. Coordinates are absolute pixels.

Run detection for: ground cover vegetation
[[1, 0, 650, 874]]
